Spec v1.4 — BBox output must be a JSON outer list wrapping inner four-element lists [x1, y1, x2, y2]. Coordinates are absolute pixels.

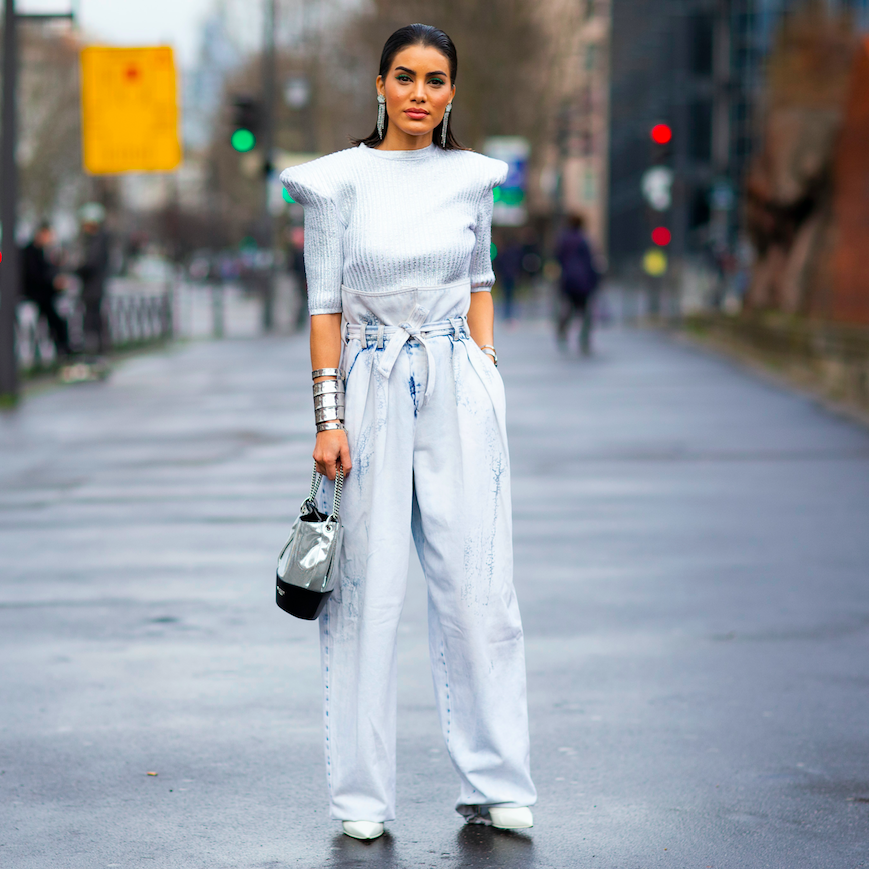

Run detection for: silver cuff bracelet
[[314, 393, 346, 410], [315, 408, 345, 424], [312, 368, 343, 380], [313, 380, 343, 397]]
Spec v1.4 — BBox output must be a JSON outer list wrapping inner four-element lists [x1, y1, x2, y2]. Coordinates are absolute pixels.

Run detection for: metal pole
[[0, 0, 20, 400], [0, 6, 73, 401], [669, 9, 691, 320], [261, 0, 277, 332], [262, 0, 276, 201]]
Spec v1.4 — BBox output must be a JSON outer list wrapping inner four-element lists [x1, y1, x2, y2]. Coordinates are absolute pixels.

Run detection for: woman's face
[[376, 44, 455, 143]]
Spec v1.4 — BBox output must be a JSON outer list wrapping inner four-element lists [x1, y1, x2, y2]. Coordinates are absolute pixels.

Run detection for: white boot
[[342, 820, 385, 840], [489, 807, 533, 829]]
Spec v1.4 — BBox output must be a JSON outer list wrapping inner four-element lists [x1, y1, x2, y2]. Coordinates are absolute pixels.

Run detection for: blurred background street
[[2, 0, 869, 408], [2, 0, 869, 866]]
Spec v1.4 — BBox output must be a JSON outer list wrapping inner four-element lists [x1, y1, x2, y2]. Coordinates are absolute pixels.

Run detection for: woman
[[281, 23, 536, 841]]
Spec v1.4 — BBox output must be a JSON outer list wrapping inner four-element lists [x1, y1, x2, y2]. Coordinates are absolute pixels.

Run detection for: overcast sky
[[19, 0, 255, 66]]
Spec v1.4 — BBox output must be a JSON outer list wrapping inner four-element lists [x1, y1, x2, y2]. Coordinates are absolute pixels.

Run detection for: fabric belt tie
[[344, 306, 468, 407]]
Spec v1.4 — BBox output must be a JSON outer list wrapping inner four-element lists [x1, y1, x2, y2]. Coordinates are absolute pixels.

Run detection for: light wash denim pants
[[316, 281, 536, 822]]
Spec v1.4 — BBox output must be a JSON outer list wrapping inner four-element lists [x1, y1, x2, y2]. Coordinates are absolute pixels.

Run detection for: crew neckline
[[360, 142, 439, 160]]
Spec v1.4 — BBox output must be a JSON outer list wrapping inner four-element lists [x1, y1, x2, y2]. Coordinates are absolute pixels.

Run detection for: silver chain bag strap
[[275, 463, 344, 620]]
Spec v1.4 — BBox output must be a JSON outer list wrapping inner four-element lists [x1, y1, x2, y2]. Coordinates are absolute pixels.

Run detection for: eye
[[396, 74, 411, 83], [429, 78, 445, 86]]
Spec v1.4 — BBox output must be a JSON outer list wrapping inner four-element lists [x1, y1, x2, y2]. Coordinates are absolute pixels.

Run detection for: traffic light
[[651, 227, 671, 246], [642, 122, 675, 276], [650, 123, 672, 146], [231, 96, 261, 152], [649, 122, 673, 171]]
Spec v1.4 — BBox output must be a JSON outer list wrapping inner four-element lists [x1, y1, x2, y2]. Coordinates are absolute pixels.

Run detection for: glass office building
[[607, 0, 868, 274]]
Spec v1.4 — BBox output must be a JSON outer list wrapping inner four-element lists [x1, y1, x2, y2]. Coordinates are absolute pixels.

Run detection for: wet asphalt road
[[2, 324, 868, 869]]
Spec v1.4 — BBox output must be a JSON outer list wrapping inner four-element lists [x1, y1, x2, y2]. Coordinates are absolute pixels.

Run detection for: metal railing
[[107, 291, 172, 346], [15, 271, 308, 374], [16, 286, 173, 373]]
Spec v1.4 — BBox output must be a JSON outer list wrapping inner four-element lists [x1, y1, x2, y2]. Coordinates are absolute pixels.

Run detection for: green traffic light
[[231, 129, 256, 152]]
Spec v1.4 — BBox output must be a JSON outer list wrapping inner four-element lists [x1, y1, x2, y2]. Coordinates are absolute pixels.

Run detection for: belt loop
[[376, 324, 385, 350], [343, 321, 350, 344], [450, 317, 463, 340]]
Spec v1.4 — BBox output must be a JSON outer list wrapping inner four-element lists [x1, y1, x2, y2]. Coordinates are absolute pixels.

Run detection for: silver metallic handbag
[[275, 463, 344, 620]]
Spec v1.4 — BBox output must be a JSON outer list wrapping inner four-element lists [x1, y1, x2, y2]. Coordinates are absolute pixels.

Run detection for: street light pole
[[0, 0, 21, 400], [0, 4, 75, 402], [260, 0, 277, 331], [262, 0, 276, 198]]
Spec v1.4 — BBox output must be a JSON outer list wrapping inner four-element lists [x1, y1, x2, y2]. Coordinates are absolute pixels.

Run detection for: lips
[[405, 109, 429, 119]]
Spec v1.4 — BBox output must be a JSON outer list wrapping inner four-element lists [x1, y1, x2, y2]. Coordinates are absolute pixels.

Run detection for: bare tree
[[198, 0, 553, 248], [334, 0, 548, 152], [11, 27, 85, 227]]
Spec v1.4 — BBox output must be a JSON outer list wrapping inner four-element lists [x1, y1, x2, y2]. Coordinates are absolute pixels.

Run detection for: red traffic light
[[652, 227, 672, 246], [650, 124, 672, 145]]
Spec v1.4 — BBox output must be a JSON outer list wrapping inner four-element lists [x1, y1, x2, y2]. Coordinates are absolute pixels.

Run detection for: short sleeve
[[280, 165, 345, 315], [469, 158, 509, 291]]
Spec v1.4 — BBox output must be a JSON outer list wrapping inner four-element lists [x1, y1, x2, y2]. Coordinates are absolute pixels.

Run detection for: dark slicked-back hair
[[351, 23, 465, 150]]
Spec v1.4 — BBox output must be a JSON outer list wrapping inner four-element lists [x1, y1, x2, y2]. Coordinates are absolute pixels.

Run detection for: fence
[[108, 291, 172, 346], [16, 283, 173, 373]]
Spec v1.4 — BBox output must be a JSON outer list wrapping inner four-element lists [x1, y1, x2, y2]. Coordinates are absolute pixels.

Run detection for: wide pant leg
[[319, 335, 535, 821], [317, 339, 417, 822], [411, 338, 537, 816]]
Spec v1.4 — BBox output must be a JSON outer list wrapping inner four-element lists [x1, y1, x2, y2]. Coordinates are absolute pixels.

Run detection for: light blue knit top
[[280, 143, 508, 316]]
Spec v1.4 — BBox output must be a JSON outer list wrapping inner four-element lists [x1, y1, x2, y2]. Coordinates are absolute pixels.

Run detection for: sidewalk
[[2, 324, 868, 868]]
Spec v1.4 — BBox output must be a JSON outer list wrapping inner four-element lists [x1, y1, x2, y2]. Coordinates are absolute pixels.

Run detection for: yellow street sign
[[80, 46, 182, 175], [643, 248, 668, 276]]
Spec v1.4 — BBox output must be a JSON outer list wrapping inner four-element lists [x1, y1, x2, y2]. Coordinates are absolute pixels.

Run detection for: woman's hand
[[314, 428, 352, 480]]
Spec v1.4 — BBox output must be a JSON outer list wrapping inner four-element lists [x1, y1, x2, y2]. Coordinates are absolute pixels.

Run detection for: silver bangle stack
[[312, 368, 345, 432]]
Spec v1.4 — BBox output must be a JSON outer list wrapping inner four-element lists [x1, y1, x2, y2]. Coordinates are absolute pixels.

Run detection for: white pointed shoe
[[489, 807, 534, 829], [342, 820, 385, 840]]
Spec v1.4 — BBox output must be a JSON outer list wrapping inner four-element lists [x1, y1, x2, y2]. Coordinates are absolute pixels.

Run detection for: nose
[[412, 81, 426, 102]]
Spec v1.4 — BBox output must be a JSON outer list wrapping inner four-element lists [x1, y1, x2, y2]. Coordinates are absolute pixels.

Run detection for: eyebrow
[[394, 66, 448, 77]]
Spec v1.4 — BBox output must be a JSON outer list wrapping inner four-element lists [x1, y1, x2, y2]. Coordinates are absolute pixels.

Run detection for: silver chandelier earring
[[441, 102, 452, 147], [376, 94, 386, 139]]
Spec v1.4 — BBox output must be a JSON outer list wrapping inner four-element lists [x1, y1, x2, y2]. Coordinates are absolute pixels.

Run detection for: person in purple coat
[[555, 212, 600, 355]]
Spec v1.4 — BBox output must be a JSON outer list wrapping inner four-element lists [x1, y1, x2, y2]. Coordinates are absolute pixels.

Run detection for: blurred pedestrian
[[494, 233, 523, 324], [555, 212, 600, 355], [22, 222, 71, 359], [281, 23, 536, 842], [76, 203, 110, 356]]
